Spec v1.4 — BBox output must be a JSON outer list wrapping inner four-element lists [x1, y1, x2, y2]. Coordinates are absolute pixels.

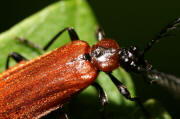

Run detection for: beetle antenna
[[146, 69, 180, 94], [143, 17, 180, 55]]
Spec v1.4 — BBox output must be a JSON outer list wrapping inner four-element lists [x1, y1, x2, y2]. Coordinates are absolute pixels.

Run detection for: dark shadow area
[[0, 0, 58, 32], [42, 92, 144, 119]]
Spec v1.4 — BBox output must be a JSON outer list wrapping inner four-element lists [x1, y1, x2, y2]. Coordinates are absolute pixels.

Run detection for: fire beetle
[[0, 18, 180, 119]]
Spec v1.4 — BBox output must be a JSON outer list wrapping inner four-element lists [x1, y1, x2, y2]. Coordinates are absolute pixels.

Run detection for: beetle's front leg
[[107, 72, 152, 119]]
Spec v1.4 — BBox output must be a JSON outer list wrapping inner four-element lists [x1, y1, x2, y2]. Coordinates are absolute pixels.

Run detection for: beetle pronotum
[[0, 18, 180, 119]]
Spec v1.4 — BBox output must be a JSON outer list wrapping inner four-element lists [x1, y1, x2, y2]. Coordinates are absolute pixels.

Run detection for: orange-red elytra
[[1, 17, 180, 118], [0, 40, 98, 118]]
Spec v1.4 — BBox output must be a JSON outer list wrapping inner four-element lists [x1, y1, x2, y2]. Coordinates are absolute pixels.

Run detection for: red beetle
[[1, 18, 180, 119]]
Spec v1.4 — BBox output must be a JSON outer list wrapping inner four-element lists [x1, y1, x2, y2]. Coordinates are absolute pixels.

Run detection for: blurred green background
[[0, 0, 180, 118]]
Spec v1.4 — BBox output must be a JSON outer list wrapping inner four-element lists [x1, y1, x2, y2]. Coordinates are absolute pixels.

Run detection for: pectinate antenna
[[146, 69, 180, 94]]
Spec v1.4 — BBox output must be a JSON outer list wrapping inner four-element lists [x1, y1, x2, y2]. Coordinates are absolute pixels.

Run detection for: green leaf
[[0, 0, 172, 119], [133, 99, 172, 119]]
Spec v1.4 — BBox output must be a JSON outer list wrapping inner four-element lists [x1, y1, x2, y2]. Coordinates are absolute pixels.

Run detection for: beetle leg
[[43, 108, 68, 119], [107, 73, 152, 119], [91, 82, 107, 119], [91, 82, 108, 106], [43, 27, 79, 51], [96, 26, 105, 41], [57, 108, 69, 119], [6, 52, 27, 69], [15, 27, 79, 51], [15, 37, 44, 51]]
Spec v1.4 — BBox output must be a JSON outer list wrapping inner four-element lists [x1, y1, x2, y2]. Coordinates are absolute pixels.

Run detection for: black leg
[[96, 26, 105, 41], [42, 107, 69, 119], [57, 108, 69, 119], [43, 27, 79, 51], [15, 27, 79, 51], [6, 52, 27, 69], [107, 73, 152, 119], [143, 17, 180, 54], [91, 82, 108, 106], [91, 82, 107, 119], [15, 37, 43, 51]]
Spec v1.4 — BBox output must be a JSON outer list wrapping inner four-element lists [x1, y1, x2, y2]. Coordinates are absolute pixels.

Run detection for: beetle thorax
[[90, 39, 119, 72]]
